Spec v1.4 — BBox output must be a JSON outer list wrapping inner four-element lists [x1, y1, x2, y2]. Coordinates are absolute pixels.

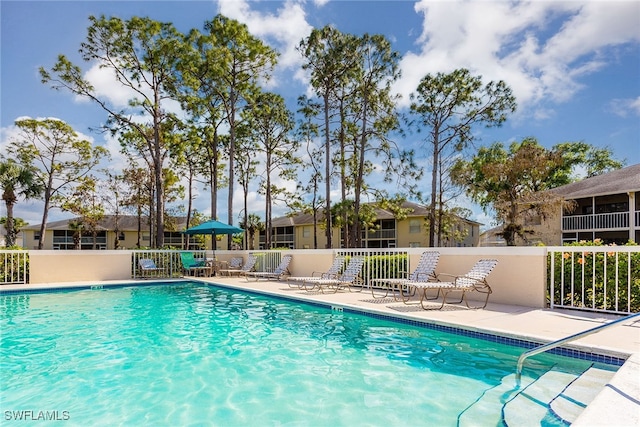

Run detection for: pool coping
[[2, 278, 639, 425]]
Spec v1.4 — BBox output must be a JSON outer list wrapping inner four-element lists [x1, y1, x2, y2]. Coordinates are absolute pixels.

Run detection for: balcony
[[363, 229, 396, 239], [259, 234, 294, 248], [52, 236, 108, 244], [562, 211, 640, 231]]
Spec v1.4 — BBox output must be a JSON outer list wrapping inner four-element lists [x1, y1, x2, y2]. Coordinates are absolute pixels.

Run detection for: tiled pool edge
[[196, 279, 629, 367], [0, 279, 187, 295]]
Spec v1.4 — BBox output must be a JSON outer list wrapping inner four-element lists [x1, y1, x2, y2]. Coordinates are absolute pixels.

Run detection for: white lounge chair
[[287, 255, 345, 289], [219, 254, 257, 277], [246, 255, 292, 281], [369, 251, 439, 300], [301, 257, 364, 293], [408, 259, 498, 309]]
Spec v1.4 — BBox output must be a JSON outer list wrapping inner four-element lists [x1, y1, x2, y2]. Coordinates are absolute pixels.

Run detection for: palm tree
[[0, 159, 42, 247], [0, 217, 27, 247], [240, 214, 264, 250], [68, 220, 84, 250]]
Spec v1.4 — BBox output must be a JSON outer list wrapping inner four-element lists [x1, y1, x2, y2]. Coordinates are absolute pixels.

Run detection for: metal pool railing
[[547, 246, 640, 314], [0, 250, 29, 285], [516, 312, 640, 383]]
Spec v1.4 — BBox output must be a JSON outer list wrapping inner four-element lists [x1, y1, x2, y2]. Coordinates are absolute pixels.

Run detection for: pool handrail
[[516, 312, 640, 383]]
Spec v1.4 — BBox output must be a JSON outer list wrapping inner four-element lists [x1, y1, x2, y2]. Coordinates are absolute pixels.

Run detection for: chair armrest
[[415, 272, 438, 281]]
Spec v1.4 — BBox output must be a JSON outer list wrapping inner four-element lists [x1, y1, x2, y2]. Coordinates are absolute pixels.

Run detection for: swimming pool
[[0, 282, 621, 426]]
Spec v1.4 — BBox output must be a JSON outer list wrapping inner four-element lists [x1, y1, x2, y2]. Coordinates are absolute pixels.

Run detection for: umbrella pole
[[212, 232, 216, 258]]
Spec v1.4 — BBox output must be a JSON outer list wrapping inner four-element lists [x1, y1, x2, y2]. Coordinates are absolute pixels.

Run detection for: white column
[[629, 191, 636, 242]]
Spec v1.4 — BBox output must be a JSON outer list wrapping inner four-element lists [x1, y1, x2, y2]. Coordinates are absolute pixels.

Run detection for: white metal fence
[[3, 247, 638, 315], [130, 250, 284, 278], [0, 250, 28, 284], [248, 251, 284, 272], [336, 248, 410, 288], [547, 246, 640, 314], [131, 250, 207, 279]]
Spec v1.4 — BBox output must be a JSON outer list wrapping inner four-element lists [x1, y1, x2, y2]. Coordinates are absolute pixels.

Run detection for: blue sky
[[1, 0, 639, 230]]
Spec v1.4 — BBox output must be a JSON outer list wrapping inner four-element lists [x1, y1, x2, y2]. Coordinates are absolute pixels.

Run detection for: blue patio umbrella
[[183, 219, 243, 236], [182, 219, 244, 250]]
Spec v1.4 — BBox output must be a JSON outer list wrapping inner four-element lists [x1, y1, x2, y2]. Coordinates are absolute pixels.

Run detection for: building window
[[303, 226, 311, 238], [362, 219, 396, 248], [260, 226, 294, 249], [52, 230, 107, 250], [409, 219, 421, 233]]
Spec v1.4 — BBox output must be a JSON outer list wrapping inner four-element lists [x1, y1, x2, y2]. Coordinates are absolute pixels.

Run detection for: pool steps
[[458, 374, 533, 425], [458, 366, 615, 426], [549, 367, 615, 424]]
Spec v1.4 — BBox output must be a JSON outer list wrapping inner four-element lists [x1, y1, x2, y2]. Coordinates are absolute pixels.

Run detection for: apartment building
[[258, 201, 481, 249], [479, 164, 640, 246]]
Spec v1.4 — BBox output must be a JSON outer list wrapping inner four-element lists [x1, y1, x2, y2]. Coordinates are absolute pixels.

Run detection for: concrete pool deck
[[2, 277, 639, 425]]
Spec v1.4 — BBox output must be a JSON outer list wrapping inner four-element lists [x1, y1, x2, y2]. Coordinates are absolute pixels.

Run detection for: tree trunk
[[324, 93, 332, 248], [211, 130, 219, 220], [428, 132, 439, 247], [4, 196, 16, 247], [185, 167, 194, 250], [338, 98, 349, 248], [265, 152, 272, 249], [227, 88, 236, 250], [153, 100, 165, 249], [353, 97, 368, 248], [38, 187, 52, 250]]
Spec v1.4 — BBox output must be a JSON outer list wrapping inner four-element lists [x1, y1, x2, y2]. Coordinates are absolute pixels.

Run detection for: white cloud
[[82, 62, 185, 121], [218, 0, 313, 85], [1, 117, 97, 153], [82, 63, 135, 108], [609, 96, 640, 117], [100, 133, 129, 171], [0, 122, 21, 155], [395, 0, 640, 120]]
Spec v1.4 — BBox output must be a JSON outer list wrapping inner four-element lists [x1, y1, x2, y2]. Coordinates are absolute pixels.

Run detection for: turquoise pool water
[[0, 283, 618, 426]]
